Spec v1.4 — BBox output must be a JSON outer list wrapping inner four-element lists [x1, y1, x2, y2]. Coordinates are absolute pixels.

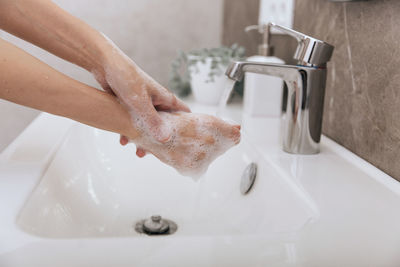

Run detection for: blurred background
[[0, 0, 226, 151]]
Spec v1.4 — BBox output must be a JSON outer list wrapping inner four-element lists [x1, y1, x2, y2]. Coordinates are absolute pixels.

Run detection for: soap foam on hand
[[131, 112, 241, 180]]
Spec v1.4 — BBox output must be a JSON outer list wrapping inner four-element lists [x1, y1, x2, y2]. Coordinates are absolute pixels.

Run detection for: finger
[[231, 127, 241, 144], [202, 135, 215, 145], [214, 120, 241, 144], [172, 96, 191, 112], [136, 147, 146, 158], [154, 92, 191, 113], [120, 135, 129, 146], [194, 151, 206, 161]]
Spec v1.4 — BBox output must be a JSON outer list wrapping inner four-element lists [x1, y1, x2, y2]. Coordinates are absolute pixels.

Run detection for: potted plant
[[169, 44, 245, 105]]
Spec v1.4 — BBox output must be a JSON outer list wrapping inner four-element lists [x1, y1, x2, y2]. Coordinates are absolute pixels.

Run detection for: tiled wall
[[0, 0, 223, 152], [294, 0, 400, 181]]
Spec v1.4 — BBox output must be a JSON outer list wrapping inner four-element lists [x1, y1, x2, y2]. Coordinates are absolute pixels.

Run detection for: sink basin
[[1, 104, 400, 266], [17, 123, 315, 238]]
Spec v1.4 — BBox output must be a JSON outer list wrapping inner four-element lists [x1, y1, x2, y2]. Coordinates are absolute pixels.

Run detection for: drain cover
[[135, 215, 178, 235]]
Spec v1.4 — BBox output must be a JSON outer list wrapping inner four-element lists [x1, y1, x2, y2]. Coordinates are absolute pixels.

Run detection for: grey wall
[[293, 0, 400, 181], [0, 0, 223, 152], [222, 0, 297, 64], [222, 0, 261, 56]]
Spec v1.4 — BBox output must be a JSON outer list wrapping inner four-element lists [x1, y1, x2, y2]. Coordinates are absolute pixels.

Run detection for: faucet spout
[[226, 61, 302, 82], [225, 24, 333, 154]]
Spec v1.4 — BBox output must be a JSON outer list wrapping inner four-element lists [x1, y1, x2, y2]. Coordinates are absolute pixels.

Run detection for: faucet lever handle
[[269, 23, 334, 67], [269, 23, 306, 41], [244, 25, 262, 33]]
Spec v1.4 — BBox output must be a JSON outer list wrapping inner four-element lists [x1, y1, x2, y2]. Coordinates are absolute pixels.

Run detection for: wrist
[[88, 40, 113, 76], [92, 44, 141, 90], [95, 33, 137, 72]]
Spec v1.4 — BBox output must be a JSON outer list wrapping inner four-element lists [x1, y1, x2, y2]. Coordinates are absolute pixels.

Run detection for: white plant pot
[[189, 57, 228, 106]]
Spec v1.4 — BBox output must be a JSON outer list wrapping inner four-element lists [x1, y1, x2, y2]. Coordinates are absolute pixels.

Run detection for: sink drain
[[135, 215, 178, 235]]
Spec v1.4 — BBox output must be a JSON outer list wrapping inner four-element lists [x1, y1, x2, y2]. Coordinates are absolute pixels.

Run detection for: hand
[[131, 112, 241, 177], [92, 41, 190, 152]]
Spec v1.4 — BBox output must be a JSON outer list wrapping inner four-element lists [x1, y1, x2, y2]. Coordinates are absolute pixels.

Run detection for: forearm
[[0, 38, 139, 140], [0, 0, 114, 74], [0, 0, 191, 145]]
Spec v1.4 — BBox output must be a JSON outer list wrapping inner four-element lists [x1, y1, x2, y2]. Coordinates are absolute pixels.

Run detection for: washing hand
[[92, 38, 190, 151], [130, 112, 241, 177]]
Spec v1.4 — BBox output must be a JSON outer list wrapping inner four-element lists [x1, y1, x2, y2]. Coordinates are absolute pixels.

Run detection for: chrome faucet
[[225, 23, 334, 154]]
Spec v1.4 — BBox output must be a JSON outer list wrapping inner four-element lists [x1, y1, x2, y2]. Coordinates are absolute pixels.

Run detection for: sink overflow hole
[[240, 162, 257, 195]]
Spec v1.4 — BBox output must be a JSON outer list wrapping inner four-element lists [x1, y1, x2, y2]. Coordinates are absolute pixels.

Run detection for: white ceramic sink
[[16, 123, 314, 239], [1, 103, 400, 266]]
